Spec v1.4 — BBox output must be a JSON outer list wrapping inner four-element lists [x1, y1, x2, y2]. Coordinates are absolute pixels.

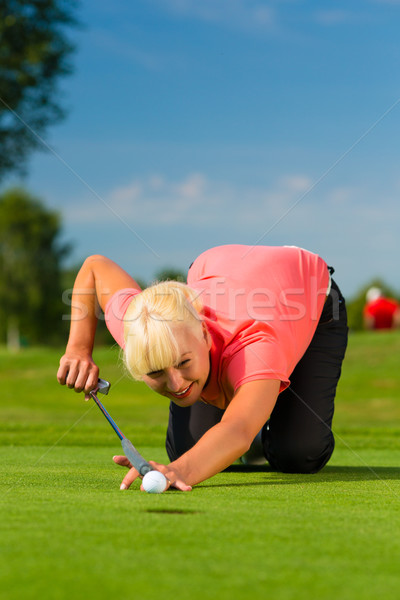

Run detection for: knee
[[265, 436, 335, 474]]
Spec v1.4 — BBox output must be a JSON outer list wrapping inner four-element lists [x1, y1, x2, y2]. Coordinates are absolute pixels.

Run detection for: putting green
[[1, 333, 400, 600]]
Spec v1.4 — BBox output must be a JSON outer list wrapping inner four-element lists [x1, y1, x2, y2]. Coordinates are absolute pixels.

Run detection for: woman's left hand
[[112, 456, 192, 492]]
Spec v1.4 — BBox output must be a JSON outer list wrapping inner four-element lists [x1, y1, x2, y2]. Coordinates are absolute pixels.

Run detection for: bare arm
[[57, 255, 141, 394], [117, 379, 280, 490], [170, 379, 280, 486]]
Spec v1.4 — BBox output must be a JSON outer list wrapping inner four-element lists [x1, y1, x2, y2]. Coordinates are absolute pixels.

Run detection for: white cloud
[[67, 173, 218, 226], [153, 0, 276, 32], [65, 172, 317, 229], [61, 171, 400, 295], [89, 28, 183, 71], [325, 185, 362, 206], [314, 10, 356, 25], [278, 175, 313, 194], [175, 173, 206, 198]]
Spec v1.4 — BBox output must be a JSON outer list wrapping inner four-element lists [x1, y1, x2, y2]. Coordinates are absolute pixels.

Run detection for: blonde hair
[[123, 281, 203, 380]]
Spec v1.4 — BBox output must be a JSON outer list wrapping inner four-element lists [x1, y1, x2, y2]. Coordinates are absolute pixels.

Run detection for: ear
[[202, 321, 212, 350]]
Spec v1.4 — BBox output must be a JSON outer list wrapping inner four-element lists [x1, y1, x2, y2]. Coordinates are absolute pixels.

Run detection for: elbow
[[84, 254, 109, 266], [82, 255, 112, 277]]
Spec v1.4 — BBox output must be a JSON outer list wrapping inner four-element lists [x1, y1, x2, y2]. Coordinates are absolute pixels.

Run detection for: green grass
[[1, 333, 400, 600]]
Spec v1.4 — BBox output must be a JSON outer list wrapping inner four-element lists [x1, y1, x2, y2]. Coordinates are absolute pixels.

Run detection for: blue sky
[[3, 0, 400, 296]]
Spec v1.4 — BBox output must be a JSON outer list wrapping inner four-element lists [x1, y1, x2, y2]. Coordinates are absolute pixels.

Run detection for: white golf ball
[[142, 470, 168, 494]]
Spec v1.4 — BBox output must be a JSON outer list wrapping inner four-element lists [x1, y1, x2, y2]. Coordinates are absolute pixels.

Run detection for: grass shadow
[[202, 464, 400, 488], [144, 508, 203, 514]]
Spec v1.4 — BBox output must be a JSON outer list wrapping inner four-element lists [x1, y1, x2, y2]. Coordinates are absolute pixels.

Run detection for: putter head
[[96, 378, 111, 395]]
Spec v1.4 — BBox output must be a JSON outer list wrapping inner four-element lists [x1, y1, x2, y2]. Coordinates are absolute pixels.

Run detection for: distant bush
[[346, 279, 400, 331]]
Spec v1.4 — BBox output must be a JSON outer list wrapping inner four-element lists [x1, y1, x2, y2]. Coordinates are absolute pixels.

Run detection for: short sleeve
[[104, 288, 141, 348]]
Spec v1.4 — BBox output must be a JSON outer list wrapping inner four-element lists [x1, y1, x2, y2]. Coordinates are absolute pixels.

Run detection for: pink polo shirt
[[105, 245, 330, 409]]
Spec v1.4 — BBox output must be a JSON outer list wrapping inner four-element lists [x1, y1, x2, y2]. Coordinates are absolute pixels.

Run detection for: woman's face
[[141, 321, 212, 407]]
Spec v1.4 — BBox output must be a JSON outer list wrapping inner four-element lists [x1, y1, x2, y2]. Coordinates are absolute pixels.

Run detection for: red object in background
[[363, 297, 399, 329]]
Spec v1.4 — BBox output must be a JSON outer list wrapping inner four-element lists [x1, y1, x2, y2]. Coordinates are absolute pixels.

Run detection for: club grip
[[121, 438, 152, 476]]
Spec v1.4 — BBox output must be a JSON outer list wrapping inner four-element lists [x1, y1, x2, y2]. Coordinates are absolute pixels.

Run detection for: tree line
[[0, 188, 188, 349], [1, 188, 399, 350]]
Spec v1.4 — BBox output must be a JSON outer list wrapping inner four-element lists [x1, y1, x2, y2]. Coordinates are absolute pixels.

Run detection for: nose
[[165, 368, 185, 393]]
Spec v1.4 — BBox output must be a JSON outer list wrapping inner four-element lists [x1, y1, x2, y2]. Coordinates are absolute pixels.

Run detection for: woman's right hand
[[57, 349, 99, 399], [56, 255, 140, 399]]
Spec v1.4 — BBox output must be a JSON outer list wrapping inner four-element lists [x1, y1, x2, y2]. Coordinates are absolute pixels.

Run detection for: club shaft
[[90, 391, 152, 476], [121, 438, 152, 476], [91, 393, 124, 440]]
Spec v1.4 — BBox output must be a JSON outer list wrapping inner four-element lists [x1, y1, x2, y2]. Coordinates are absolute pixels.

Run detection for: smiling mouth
[[169, 383, 193, 399]]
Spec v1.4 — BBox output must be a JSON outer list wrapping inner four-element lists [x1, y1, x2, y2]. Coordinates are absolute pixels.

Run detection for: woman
[[57, 244, 348, 492]]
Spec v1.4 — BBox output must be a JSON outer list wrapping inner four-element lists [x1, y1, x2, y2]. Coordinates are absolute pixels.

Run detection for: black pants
[[165, 279, 348, 474]]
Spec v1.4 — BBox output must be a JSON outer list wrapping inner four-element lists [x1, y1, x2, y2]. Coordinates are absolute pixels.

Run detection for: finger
[[148, 460, 164, 470], [113, 455, 142, 490], [57, 362, 69, 385], [147, 461, 192, 492], [119, 466, 140, 490], [169, 479, 192, 492], [74, 363, 97, 393], [65, 364, 79, 389], [113, 455, 132, 468], [83, 368, 99, 396], [57, 360, 76, 389], [74, 364, 98, 395]]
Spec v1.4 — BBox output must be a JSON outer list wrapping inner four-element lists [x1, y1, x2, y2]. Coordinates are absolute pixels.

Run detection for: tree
[[0, 0, 78, 179], [153, 268, 186, 284], [0, 187, 70, 348]]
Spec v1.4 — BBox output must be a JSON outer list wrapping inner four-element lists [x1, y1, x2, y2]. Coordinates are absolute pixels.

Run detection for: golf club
[[89, 378, 152, 476]]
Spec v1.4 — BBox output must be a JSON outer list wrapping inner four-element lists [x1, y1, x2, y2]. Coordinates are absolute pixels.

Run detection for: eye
[[147, 370, 163, 378], [178, 359, 190, 368]]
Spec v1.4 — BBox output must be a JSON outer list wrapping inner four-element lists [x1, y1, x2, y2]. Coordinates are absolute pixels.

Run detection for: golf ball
[[142, 470, 168, 494]]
